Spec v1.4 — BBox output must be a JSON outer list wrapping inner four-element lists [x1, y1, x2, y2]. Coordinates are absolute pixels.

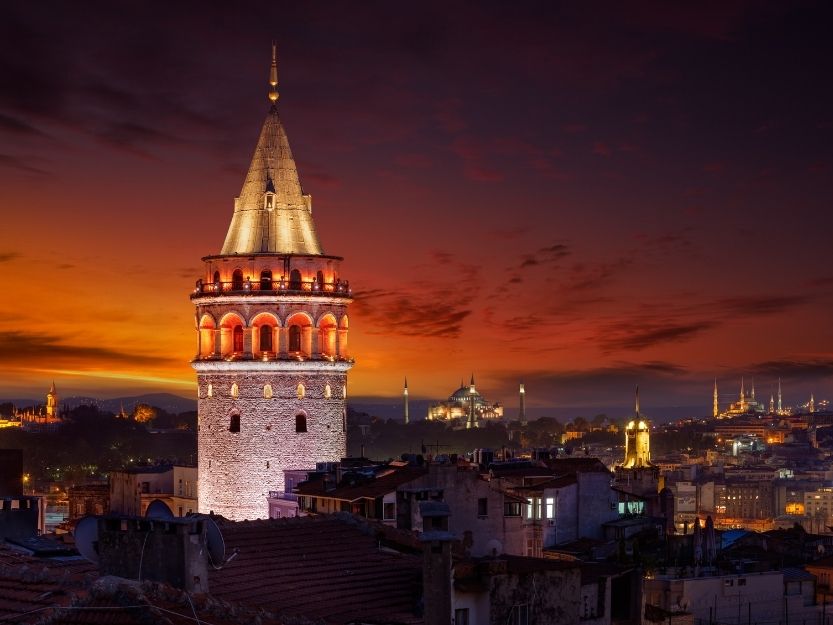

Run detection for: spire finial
[[268, 42, 279, 104]]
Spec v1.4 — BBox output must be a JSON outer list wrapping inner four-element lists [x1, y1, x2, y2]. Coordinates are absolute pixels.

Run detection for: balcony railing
[[191, 278, 352, 299], [268, 491, 299, 502]]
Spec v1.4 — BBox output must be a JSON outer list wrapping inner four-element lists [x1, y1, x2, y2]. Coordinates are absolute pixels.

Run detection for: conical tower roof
[[221, 49, 323, 256]]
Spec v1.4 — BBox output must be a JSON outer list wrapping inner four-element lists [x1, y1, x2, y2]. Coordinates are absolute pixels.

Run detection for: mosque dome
[[450, 386, 481, 402]]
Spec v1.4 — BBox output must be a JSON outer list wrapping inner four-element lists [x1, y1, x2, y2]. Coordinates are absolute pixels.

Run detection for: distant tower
[[45, 381, 58, 418], [810, 394, 816, 414], [777, 378, 783, 414], [769, 393, 775, 414], [751, 377, 756, 402], [403, 377, 409, 425], [519, 382, 527, 426], [713, 378, 719, 418], [623, 386, 650, 468], [191, 46, 353, 521]]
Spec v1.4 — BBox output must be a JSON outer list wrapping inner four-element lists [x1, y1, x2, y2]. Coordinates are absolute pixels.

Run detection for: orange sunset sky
[[1, 2, 832, 417]]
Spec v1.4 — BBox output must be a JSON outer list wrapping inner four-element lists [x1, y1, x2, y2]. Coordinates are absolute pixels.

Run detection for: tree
[[133, 403, 157, 424]]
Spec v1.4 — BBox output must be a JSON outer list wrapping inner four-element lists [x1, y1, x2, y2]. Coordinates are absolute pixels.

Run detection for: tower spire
[[635, 385, 640, 417], [751, 377, 756, 402], [268, 42, 279, 103]]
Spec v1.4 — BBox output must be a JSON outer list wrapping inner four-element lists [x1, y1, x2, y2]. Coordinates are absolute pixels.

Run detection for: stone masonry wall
[[197, 363, 347, 521]]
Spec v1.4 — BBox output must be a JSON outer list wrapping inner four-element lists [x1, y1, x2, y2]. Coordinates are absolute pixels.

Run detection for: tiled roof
[[210, 515, 423, 624], [296, 466, 427, 501], [0, 543, 285, 625]]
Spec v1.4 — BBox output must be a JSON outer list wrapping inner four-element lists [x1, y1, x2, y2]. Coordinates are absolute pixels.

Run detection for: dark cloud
[[0, 252, 21, 263], [0, 113, 45, 137], [518, 243, 571, 269], [0, 331, 178, 367], [747, 359, 833, 380], [351, 289, 472, 338], [0, 153, 48, 175], [717, 295, 808, 316], [600, 321, 715, 352]]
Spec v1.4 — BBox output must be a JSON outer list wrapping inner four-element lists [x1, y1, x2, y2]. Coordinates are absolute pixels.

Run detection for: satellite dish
[[74, 516, 100, 564], [145, 499, 174, 519], [205, 517, 226, 566]]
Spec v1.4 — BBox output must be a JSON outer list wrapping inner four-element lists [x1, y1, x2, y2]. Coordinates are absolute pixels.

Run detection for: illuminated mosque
[[714, 377, 770, 418], [427, 375, 504, 428], [191, 47, 352, 521]]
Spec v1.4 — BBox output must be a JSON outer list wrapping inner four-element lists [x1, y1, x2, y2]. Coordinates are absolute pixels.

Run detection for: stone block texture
[[196, 363, 348, 521]]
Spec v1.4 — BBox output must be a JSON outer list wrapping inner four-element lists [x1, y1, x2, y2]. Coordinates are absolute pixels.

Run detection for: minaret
[[467, 373, 476, 429], [713, 378, 719, 418], [769, 393, 775, 414], [777, 378, 783, 414], [751, 377, 756, 403], [403, 377, 409, 425], [519, 382, 527, 426], [740, 376, 745, 408], [191, 47, 353, 521], [810, 394, 816, 414]]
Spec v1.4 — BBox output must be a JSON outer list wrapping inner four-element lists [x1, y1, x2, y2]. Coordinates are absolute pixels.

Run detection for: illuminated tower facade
[[46, 381, 58, 418], [623, 387, 650, 468], [191, 47, 353, 520]]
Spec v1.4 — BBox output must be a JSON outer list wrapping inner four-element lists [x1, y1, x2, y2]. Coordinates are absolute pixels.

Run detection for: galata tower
[[191, 46, 353, 520]]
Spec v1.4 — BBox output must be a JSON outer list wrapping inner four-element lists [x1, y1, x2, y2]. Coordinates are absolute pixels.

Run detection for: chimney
[[419, 501, 453, 625], [96, 517, 209, 593]]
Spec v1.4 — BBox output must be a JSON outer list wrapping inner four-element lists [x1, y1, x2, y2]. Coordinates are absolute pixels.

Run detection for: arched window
[[324, 384, 332, 399], [296, 383, 305, 400], [229, 413, 240, 433], [213, 270, 221, 284], [295, 413, 307, 433], [260, 269, 272, 291], [230, 382, 239, 399], [260, 325, 273, 351], [233, 326, 244, 353], [263, 384, 273, 399], [232, 269, 244, 291], [289, 325, 301, 352], [207, 383, 213, 398], [316, 270, 324, 290], [289, 269, 302, 291]]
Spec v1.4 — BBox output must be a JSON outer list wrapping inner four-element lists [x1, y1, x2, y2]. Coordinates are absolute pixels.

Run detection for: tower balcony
[[191, 277, 352, 300], [193, 351, 354, 364]]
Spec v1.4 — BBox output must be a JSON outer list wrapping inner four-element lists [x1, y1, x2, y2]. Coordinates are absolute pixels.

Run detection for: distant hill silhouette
[[0, 392, 196, 414]]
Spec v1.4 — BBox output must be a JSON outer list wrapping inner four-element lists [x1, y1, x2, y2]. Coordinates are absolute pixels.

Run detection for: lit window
[[263, 384, 273, 399], [545, 497, 555, 519], [324, 384, 332, 399], [230, 382, 239, 399], [206, 383, 213, 398], [297, 383, 305, 399]]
